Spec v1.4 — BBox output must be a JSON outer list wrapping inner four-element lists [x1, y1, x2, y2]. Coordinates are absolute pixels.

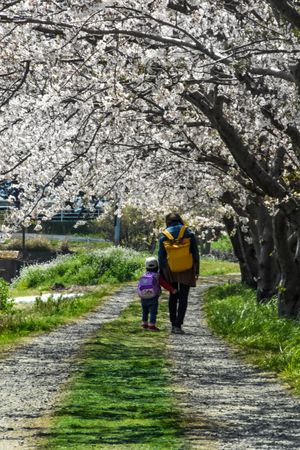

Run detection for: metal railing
[[0, 200, 101, 223]]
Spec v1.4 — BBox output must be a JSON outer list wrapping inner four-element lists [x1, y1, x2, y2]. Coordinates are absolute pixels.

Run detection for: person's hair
[[165, 213, 184, 227]]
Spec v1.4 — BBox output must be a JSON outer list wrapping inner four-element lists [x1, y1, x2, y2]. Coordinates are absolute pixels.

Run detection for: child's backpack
[[137, 272, 161, 299], [162, 225, 193, 273]]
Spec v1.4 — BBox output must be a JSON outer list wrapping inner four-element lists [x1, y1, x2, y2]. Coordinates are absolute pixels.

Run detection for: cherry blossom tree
[[1, 1, 300, 316]]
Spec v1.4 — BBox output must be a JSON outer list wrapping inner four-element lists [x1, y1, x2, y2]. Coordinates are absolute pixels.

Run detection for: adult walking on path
[[169, 279, 300, 449], [158, 212, 199, 334]]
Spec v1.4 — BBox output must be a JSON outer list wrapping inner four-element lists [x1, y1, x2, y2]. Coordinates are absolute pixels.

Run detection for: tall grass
[[204, 283, 300, 394], [12, 247, 146, 292]]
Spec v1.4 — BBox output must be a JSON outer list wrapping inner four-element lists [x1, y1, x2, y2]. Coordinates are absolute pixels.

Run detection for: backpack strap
[[177, 225, 187, 241], [163, 225, 187, 242], [162, 229, 174, 241]]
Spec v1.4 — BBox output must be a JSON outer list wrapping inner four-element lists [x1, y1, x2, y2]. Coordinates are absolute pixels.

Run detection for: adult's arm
[[159, 274, 176, 293]]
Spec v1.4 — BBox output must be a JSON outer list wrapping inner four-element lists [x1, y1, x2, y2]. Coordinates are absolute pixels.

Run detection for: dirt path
[[168, 279, 300, 449], [0, 285, 135, 450], [1, 278, 300, 449]]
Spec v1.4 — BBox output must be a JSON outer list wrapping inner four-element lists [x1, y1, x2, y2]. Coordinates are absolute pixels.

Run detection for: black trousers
[[168, 283, 190, 327]]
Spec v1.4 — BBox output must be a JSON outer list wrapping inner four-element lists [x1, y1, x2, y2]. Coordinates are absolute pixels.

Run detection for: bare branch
[[0, 60, 30, 108], [1, 152, 32, 176]]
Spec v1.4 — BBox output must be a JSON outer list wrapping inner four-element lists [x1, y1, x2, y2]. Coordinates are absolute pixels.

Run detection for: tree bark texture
[[223, 216, 257, 289], [255, 204, 279, 303], [273, 209, 300, 319]]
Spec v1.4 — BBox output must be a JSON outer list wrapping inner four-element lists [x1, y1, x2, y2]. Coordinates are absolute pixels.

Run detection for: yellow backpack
[[162, 225, 193, 273]]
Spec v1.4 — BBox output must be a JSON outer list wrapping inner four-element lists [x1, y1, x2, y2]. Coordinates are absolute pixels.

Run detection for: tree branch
[[184, 89, 287, 199], [0, 60, 30, 108]]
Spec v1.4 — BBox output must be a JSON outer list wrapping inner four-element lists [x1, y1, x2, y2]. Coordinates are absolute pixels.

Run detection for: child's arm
[[159, 275, 177, 294]]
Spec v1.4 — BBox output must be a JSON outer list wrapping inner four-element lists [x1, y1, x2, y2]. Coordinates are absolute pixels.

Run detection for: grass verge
[[0, 286, 114, 348], [200, 257, 239, 276], [43, 298, 183, 450], [203, 283, 300, 394]]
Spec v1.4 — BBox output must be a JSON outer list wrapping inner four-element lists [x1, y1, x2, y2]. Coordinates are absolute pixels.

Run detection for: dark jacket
[[158, 221, 200, 287]]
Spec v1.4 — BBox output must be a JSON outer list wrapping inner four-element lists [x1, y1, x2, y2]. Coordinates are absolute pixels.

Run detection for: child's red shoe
[[148, 325, 160, 332]]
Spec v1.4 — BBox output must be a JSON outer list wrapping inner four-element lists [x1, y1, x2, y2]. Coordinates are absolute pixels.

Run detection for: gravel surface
[[1, 278, 300, 449], [168, 279, 300, 450], [0, 285, 135, 450]]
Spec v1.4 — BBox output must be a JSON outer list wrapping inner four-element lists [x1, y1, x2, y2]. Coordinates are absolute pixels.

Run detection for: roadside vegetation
[[0, 288, 111, 348], [0, 247, 146, 348], [0, 236, 111, 254], [44, 298, 184, 450], [9, 246, 239, 296], [204, 284, 300, 394], [11, 247, 145, 294]]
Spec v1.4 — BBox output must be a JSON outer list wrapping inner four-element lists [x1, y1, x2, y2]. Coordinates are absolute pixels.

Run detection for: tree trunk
[[255, 204, 279, 303], [223, 216, 257, 288], [273, 208, 300, 319]]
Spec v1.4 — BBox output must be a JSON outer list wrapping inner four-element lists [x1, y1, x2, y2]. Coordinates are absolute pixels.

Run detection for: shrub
[[12, 247, 146, 290]]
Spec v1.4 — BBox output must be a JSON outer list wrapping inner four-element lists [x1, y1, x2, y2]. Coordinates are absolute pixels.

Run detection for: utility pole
[[114, 214, 121, 246], [22, 225, 26, 252]]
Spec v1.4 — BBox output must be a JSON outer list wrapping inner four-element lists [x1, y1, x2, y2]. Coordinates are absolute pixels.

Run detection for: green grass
[[0, 287, 113, 348], [211, 234, 233, 252], [44, 298, 183, 450], [204, 283, 300, 394], [11, 247, 146, 293], [10, 250, 239, 297], [67, 240, 111, 252], [200, 257, 239, 276]]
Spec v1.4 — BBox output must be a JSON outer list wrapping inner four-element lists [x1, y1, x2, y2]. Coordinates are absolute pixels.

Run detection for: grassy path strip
[[44, 297, 183, 450], [0, 285, 135, 449]]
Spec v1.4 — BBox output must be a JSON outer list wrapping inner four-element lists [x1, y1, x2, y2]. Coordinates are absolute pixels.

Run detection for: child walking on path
[[137, 256, 177, 332]]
